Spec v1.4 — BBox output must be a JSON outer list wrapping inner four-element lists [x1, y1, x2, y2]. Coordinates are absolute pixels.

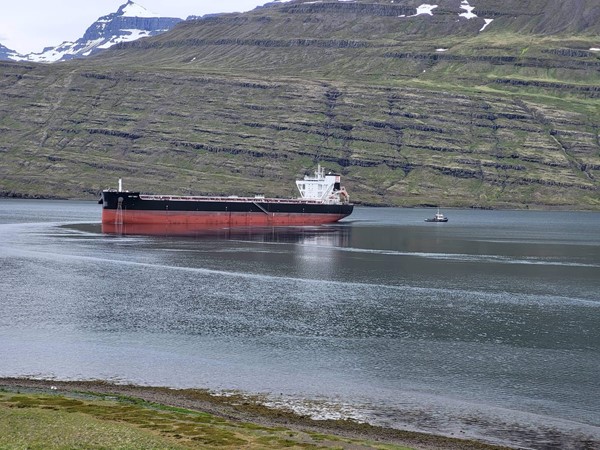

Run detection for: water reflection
[[100, 222, 352, 246]]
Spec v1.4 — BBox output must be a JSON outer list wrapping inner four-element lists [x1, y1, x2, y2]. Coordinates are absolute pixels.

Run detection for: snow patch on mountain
[[457, 1, 494, 32], [97, 29, 155, 50], [398, 3, 437, 18], [0, 43, 20, 61], [396, 0, 492, 26], [459, 0, 477, 19], [414, 4, 438, 16], [121, 2, 160, 18], [480, 18, 494, 32]]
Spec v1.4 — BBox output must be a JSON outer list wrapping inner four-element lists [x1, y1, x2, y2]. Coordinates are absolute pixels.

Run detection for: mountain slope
[[0, 43, 20, 60], [106, 0, 600, 82], [0, 44, 19, 61], [0, 0, 598, 209], [5, 1, 182, 63]]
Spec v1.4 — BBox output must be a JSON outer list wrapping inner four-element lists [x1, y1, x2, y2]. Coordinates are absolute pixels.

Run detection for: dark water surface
[[1, 199, 599, 448]]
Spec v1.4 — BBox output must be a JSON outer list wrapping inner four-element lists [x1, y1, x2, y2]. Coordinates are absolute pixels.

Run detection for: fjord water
[[1, 199, 599, 448]]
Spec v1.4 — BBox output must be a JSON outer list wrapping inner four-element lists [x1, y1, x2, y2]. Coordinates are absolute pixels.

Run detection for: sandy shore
[[0, 377, 511, 450]]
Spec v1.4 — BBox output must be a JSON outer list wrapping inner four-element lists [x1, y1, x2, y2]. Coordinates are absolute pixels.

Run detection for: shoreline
[[1, 196, 599, 212], [0, 377, 511, 450]]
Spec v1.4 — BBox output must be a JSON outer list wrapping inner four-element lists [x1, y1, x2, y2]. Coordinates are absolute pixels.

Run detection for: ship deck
[[138, 194, 331, 205]]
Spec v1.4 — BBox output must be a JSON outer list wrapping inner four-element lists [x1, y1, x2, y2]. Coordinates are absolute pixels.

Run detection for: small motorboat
[[425, 208, 448, 222]]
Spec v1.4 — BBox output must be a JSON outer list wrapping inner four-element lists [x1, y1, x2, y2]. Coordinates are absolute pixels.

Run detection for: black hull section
[[101, 191, 353, 215]]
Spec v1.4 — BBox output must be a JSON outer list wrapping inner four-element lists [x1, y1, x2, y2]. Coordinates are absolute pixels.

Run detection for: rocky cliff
[[0, 0, 598, 209]]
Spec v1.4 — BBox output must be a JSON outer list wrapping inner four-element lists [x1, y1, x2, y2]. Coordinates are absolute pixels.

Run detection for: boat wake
[[335, 246, 600, 268]]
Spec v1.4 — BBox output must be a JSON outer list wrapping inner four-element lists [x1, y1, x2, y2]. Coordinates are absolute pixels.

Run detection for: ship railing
[[138, 194, 333, 205]]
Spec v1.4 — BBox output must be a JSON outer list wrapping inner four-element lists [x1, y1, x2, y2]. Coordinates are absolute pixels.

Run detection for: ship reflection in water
[[101, 221, 352, 246]]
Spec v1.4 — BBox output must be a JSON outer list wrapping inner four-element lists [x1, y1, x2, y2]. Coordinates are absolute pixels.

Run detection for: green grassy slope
[[0, 0, 598, 208]]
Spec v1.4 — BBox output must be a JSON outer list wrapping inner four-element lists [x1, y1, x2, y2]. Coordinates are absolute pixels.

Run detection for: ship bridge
[[296, 165, 349, 205]]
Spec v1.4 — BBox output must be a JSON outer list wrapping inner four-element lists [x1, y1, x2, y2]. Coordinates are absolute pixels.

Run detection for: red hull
[[102, 209, 348, 227]]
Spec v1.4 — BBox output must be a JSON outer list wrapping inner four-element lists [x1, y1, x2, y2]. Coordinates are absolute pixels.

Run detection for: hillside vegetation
[[1, 0, 599, 208]]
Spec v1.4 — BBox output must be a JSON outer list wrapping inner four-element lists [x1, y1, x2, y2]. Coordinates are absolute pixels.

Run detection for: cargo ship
[[100, 165, 353, 227]]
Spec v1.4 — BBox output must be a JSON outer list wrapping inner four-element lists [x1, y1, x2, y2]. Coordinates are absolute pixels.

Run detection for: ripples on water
[[1, 199, 599, 448]]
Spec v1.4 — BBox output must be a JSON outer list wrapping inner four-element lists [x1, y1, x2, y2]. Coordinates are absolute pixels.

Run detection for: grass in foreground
[[0, 391, 409, 449]]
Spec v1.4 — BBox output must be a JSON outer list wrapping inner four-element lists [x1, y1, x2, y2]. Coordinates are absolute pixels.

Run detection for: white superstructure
[[296, 165, 350, 205]]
